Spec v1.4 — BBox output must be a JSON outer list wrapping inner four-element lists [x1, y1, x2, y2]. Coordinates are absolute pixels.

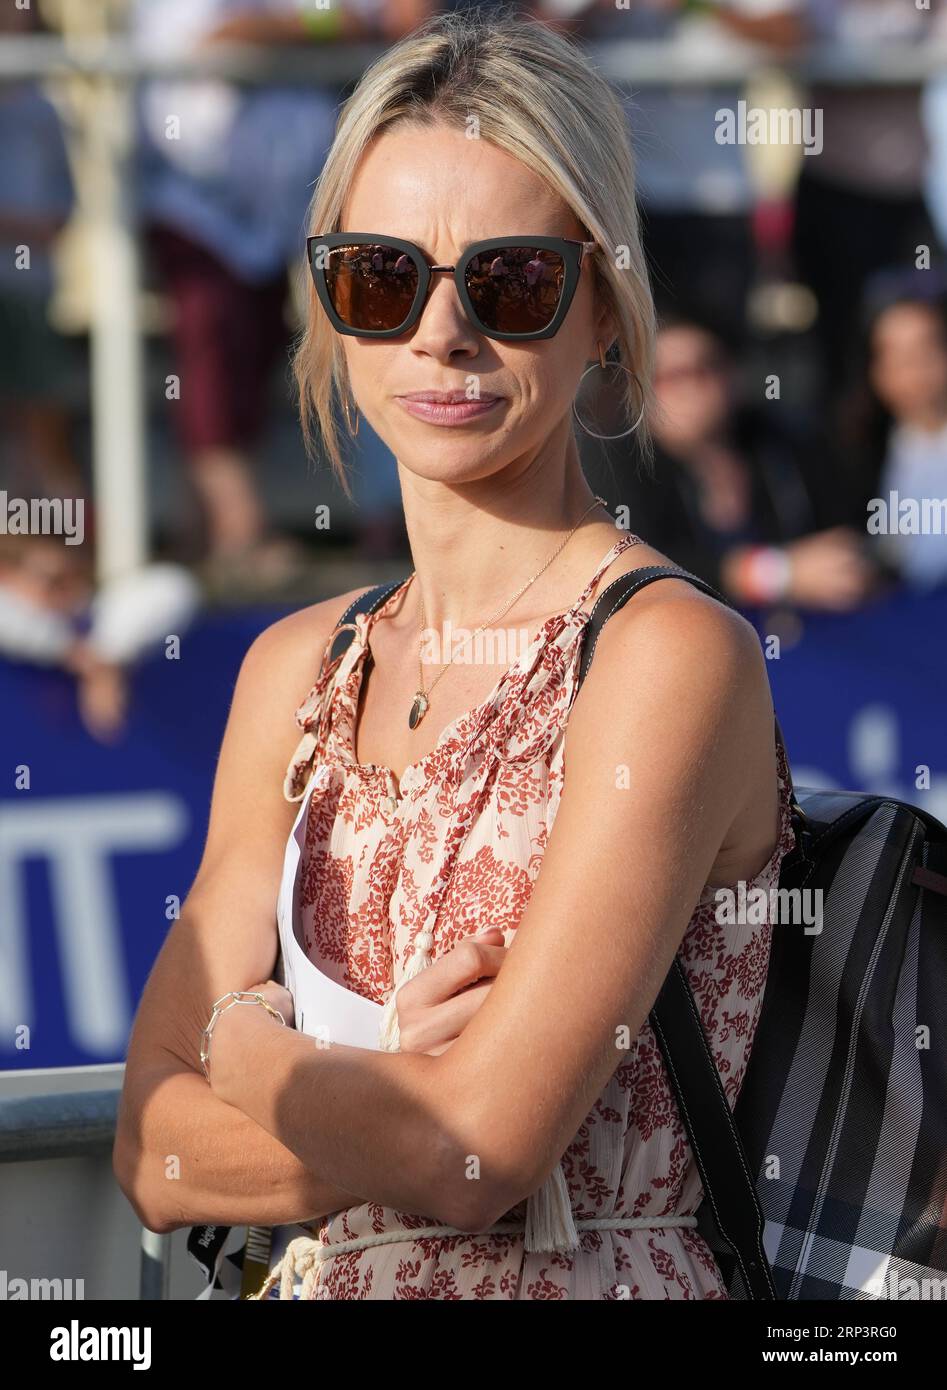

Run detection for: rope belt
[[248, 1214, 700, 1301]]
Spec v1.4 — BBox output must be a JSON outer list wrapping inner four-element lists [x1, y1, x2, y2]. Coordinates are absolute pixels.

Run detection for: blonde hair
[[292, 4, 656, 499]]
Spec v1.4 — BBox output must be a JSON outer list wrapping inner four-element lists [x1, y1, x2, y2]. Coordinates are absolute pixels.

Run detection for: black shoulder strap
[[578, 562, 779, 1300], [328, 580, 408, 664]]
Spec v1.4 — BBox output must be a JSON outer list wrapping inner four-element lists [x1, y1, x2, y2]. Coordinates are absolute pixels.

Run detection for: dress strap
[[570, 532, 645, 616], [361, 573, 414, 646]]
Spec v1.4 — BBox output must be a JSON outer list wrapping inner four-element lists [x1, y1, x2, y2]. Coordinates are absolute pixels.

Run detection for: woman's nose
[[410, 273, 479, 356]]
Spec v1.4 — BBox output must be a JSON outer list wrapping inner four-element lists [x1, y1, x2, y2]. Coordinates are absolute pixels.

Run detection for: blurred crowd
[[2, 0, 947, 739]]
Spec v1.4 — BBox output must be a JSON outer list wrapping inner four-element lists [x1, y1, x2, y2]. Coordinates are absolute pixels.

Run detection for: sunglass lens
[[318, 243, 419, 332], [465, 246, 565, 334]]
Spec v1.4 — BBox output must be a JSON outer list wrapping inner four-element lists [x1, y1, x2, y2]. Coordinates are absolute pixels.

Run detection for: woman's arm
[[202, 583, 779, 1232], [113, 591, 376, 1234], [429, 584, 780, 1199]]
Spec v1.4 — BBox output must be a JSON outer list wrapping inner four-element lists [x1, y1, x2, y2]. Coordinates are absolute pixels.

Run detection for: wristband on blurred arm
[[299, 4, 344, 40], [736, 545, 792, 604]]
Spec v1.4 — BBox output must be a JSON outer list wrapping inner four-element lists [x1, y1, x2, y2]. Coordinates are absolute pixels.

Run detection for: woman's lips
[[395, 395, 503, 426]]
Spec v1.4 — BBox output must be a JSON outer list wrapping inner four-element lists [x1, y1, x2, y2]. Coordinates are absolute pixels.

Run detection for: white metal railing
[[0, 1063, 178, 1300], [3, 34, 947, 85]]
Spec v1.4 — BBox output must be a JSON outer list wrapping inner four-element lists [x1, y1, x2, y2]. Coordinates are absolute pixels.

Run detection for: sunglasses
[[307, 233, 598, 341]]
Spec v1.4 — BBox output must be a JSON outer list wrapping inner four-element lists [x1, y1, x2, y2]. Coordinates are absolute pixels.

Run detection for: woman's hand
[[721, 528, 881, 611], [396, 928, 509, 1056], [782, 527, 880, 611]]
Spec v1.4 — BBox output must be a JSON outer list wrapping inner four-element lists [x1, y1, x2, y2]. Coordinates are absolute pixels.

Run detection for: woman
[[840, 283, 947, 594], [114, 9, 796, 1300]]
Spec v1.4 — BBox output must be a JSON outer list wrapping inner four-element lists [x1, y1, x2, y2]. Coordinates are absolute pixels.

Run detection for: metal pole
[[86, 71, 148, 584], [140, 1225, 171, 1300]]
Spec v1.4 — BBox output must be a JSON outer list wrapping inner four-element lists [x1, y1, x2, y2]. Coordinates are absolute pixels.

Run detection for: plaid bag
[[699, 781, 947, 1300], [580, 565, 947, 1301]]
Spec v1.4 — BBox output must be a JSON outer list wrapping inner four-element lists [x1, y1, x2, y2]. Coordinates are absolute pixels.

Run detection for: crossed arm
[[115, 583, 775, 1234]]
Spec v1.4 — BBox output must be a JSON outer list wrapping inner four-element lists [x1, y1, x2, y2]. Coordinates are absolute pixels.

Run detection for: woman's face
[[868, 302, 947, 423], [335, 121, 612, 487]]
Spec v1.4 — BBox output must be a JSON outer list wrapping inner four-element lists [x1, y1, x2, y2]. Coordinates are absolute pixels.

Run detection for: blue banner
[[2, 587, 945, 1069], [1, 607, 285, 1069]]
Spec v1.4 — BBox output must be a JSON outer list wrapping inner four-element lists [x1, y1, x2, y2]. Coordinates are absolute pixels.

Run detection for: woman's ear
[[593, 300, 619, 358]]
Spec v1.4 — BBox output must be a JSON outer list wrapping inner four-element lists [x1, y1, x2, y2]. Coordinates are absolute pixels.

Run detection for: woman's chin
[[395, 448, 512, 488]]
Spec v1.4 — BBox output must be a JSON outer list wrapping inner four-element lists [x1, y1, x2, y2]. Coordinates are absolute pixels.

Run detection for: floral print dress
[[274, 532, 796, 1300]]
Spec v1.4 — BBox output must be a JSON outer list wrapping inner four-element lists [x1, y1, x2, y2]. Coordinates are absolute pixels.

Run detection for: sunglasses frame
[[307, 232, 597, 342]]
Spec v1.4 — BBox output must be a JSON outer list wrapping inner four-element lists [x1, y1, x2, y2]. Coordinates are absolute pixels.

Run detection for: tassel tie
[[283, 620, 364, 802], [376, 928, 581, 1254], [263, 1234, 324, 1302], [377, 930, 435, 1050]]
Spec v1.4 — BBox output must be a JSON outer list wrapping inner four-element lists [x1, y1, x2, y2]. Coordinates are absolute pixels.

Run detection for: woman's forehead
[[342, 124, 577, 238]]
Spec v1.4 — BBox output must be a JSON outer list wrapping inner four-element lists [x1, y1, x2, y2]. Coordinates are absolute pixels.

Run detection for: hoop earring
[[572, 339, 645, 440], [343, 395, 360, 437]]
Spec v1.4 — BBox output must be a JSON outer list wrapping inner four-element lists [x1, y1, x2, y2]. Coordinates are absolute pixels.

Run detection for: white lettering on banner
[[0, 796, 189, 1054]]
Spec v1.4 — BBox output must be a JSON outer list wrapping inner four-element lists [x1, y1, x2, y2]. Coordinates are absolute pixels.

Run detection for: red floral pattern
[[282, 534, 797, 1299]]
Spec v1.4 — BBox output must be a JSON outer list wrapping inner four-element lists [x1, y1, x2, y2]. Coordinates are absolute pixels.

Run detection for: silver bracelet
[[200, 990, 286, 1083]]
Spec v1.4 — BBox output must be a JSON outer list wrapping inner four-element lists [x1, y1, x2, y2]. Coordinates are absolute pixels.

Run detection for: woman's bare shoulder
[[589, 532, 759, 663], [193, 585, 384, 876], [238, 583, 379, 706], [579, 566, 764, 716], [565, 555, 774, 857]]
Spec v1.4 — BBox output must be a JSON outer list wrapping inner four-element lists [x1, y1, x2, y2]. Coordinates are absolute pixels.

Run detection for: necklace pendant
[[408, 692, 429, 730]]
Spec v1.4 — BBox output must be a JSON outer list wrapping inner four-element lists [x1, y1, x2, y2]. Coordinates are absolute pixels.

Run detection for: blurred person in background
[[839, 279, 947, 594], [576, 0, 805, 345], [792, 0, 946, 405], [626, 313, 883, 610], [0, 532, 200, 742], [132, 0, 432, 590], [0, 5, 84, 503]]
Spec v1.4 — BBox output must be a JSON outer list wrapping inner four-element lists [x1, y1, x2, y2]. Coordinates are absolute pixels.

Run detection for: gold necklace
[[408, 495, 609, 729]]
